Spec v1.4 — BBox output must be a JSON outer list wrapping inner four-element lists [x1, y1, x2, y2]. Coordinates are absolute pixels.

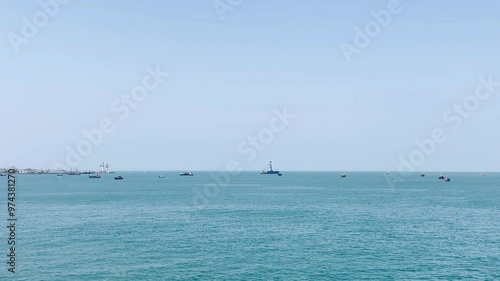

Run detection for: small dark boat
[[89, 174, 101, 179], [179, 172, 193, 176], [444, 177, 451, 182], [438, 175, 445, 180], [114, 176, 123, 180], [0, 173, 7, 176], [57, 174, 63, 176], [341, 173, 346, 178], [278, 173, 282, 176], [159, 175, 165, 178], [420, 173, 425, 177]]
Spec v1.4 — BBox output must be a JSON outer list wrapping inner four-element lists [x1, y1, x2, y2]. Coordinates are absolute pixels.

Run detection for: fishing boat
[[56, 174, 63, 176], [0, 173, 7, 176], [438, 174, 445, 180], [278, 173, 283, 176], [260, 161, 280, 175], [114, 176, 123, 180], [159, 175, 165, 178], [89, 174, 101, 179], [341, 173, 347, 178], [444, 176, 451, 182], [179, 172, 193, 176], [420, 173, 425, 177]]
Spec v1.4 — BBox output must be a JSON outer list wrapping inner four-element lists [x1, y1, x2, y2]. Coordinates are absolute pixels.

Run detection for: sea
[[2, 172, 499, 280]]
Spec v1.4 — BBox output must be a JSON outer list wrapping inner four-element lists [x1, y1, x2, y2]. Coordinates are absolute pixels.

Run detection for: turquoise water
[[3, 172, 500, 280]]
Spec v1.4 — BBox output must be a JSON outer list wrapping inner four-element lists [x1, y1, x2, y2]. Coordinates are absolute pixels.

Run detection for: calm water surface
[[3, 172, 499, 280]]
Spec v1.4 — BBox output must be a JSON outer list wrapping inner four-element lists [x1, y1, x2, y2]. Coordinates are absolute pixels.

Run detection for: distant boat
[[0, 173, 7, 176], [438, 174, 445, 180], [278, 173, 283, 176], [179, 172, 193, 176], [114, 176, 123, 180], [444, 176, 451, 182], [420, 173, 425, 177], [341, 173, 346, 178], [159, 175, 165, 178], [89, 174, 101, 179], [100, 162, 111, 174], [260, 161, 280, 175], [56, 174, 63, 176]]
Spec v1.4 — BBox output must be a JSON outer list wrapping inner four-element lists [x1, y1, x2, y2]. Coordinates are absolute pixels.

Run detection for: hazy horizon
[[4, 167, 499, 174], [2, 1, 499, 172]]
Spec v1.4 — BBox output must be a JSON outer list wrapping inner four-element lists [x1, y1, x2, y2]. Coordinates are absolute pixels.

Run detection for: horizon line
[[4, 168, 498, 173]]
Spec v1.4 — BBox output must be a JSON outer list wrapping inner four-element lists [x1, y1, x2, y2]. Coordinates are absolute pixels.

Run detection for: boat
[[444, 177, 451, 182], [99, 162, 114, 173], [438, 174, 445, 180], [159, 175, 165, 178], [89, 174, 101, 179], [0, 173, 7, 176], [278, 173, 283, 176], [341, 173, 346, 178], [420, 173, 425, 177], [56, 174, 63, 176], [260, 161, 280, 174], [179, 172, 193, 176], [114, 176, 123, 180]]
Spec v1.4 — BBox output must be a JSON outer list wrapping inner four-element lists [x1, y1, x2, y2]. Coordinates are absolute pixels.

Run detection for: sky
[[1, 0, 499, 172]]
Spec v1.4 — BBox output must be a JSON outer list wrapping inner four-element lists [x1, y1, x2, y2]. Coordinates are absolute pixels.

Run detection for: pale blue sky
[[1, 0, 499, 171]]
